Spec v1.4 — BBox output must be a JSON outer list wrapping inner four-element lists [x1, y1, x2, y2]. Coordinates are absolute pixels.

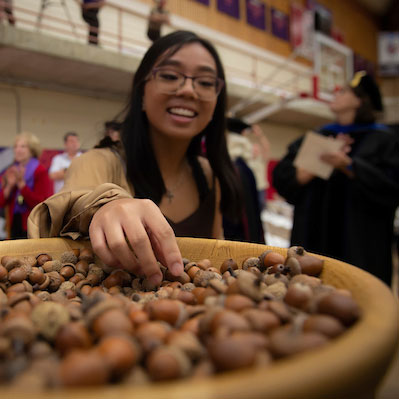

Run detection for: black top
[[165, 157, 215, 239], [272, 124, 399, 286]]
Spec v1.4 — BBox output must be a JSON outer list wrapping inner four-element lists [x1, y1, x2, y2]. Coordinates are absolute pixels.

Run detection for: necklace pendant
[[166, 190, 174, 203], [17, 195, 24, 205]]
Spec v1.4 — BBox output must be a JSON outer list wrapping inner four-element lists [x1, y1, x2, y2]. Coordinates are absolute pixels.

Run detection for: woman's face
[[329, 86, 361, 114], [14, 138, 32, 164], [143, 43, 219, 143]]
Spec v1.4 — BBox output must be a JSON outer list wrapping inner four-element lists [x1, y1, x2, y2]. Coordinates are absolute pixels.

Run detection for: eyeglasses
[[150, 68, 224, 101]]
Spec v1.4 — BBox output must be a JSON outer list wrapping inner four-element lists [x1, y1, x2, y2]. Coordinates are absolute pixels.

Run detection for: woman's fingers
[[89, 198, 183, 283], [89, 221, 143, 275], [147, 224, 184, 276], [130, 199, 183, 278]]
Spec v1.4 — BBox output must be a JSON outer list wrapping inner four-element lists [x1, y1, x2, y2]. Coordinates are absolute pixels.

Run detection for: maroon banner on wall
[[192, 0, 210, 5], [246, 0, 266, 31], [271, 8, 290, 41], [217, 0, 240, 19]]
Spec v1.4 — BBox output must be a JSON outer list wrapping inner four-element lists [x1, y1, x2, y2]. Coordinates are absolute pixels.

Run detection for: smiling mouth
[[168, 107, 197, 118]]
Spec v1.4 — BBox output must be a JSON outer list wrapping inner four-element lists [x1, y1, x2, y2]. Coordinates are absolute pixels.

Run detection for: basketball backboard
[[313, 32, 353, 101]]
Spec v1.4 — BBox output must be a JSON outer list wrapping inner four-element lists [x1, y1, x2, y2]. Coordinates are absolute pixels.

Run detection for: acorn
[[135, 321, 172, 353], [97, 334, 141, 376], [59, 349, 110, 386], [146, 345, 192, 381], [197, 259, 212, 270], [36, 254, 52, 266], [79, 248, 95, 263], [8, 267, 28, 284], [207, 334, 258, 371], [259, 250, 285, 270], [241, 257, 261, 270], [42, 260, 62, 273], [284, 282, 313, 310], [145, 298, 188, 328], [184, 262, 201, 280], [166, 330, 205, 361], [286, 246, 324, 276], [0, 265, 8, 282], [224, 294, 255, 312], [91, 308, 134, 338], [0, 313, 37, 346], [242, 308, 281, 333], [28, 267, 46, 285], [75, 260, 90, 276], [31, 302, 70, 341], [269, 325, 328, 358], [60, 251, 78, 265], [316, 291, 361, 326], [220, 258, 238, 274], [303, 314, 346, 338], [54, 321, 92, 355], [209, 309, 250, 335]]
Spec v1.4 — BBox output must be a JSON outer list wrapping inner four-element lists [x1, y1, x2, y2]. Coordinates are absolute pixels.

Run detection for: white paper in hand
[[293, 131, 342, 180]]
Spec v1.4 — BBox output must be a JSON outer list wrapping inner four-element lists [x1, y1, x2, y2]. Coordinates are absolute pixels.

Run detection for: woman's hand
[[320, 134, 354, 176], [296, 167, 315, 185], [320, 151, 352, 171], [4, 167, 17, 188], [89, 198, 184, 285]]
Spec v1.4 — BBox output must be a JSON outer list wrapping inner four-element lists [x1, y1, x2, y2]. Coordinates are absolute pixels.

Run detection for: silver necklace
[[165, 162, 189, 203]]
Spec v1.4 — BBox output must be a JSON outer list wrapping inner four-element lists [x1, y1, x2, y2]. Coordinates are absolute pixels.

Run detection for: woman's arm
[[28, 148, 184, 283], [28, 149, 131, 239]]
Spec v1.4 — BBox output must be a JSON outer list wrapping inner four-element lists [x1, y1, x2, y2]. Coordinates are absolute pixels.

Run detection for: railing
[[0, 0, 314, 103]]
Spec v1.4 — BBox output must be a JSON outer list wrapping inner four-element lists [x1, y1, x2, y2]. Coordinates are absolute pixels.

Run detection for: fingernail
[[149, 273, 162, 286], [170, 262, 184, 276]]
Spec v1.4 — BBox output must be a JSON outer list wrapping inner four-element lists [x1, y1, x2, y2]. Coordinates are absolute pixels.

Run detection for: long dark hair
[[118, 30, 241, 220]]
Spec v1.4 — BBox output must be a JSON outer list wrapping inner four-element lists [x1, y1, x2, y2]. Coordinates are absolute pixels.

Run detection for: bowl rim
[[1, 237, 398, 399]]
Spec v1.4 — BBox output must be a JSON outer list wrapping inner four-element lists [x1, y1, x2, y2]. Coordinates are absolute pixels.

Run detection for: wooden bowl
[[1, 237, 398, 399]]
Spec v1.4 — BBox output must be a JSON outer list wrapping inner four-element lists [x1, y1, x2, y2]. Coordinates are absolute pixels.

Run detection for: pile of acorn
[[0, 246, 361, 389]]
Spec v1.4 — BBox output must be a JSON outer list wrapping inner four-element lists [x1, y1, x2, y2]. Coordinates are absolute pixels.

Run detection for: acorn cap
[[350, 71, 383, 112]]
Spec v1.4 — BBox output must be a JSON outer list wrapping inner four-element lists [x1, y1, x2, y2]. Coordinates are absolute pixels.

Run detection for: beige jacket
[[28, 148, 133, 240]]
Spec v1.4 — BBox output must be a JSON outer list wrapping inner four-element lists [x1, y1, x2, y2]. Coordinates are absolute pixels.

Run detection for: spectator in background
[[244, 123, 270, 211], [273, 71, 399, 286], [0, 0, 15, 25], [0, 132, 53, 239], [225, 117, 265, 244], [49, 132, 82, 193], [147, 0, 170, 43], [227, 118, 270, 210], [95, 120, 122, 149], [104, 120, 122, 142], [81, 0, 104, 45]]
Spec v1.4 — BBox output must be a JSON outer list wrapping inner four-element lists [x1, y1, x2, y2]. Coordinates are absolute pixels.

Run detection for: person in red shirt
[[0, 132, 53, 239]]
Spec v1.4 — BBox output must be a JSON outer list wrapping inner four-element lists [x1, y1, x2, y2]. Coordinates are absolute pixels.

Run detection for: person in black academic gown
[[272, 71, 399, 286]]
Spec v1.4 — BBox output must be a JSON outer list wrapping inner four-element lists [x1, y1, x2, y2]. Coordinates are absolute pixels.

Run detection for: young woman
[[28, 30, 241, 286], [272, 71, 399, 286], [0, 132, 53, 239]]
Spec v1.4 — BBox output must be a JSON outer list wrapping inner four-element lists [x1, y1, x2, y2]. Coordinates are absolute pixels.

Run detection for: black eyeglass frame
[[149, 67, 225, 100]]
